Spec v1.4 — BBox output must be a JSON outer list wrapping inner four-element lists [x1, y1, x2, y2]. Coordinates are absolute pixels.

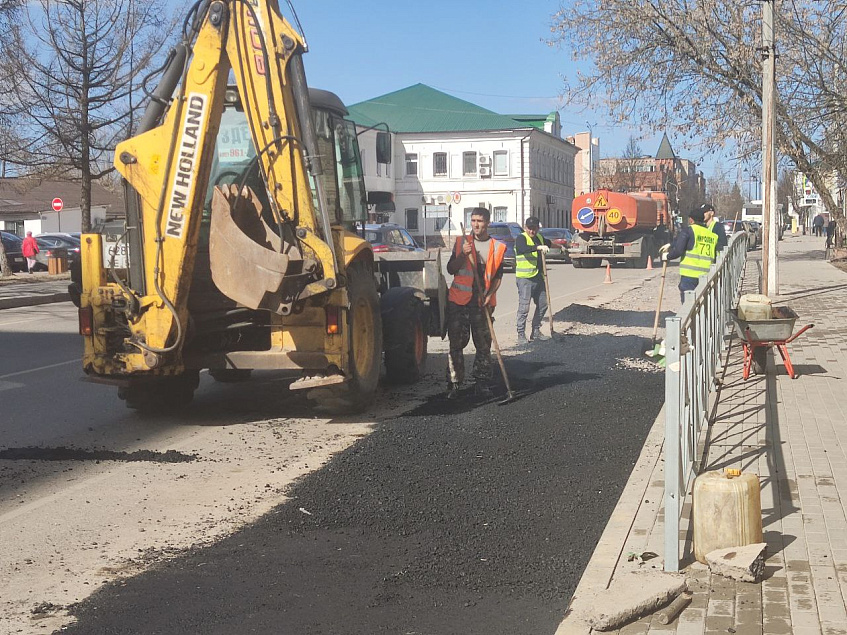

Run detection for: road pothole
[[0, 447, 198, 463]]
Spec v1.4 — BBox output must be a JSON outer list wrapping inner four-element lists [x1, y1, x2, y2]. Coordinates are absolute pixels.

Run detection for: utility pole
[[761, 0, 778, 296], [585, 121, 594, 192]]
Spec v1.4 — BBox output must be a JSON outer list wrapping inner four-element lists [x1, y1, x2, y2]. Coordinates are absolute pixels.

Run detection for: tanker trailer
[[569, 190, 672, 268]]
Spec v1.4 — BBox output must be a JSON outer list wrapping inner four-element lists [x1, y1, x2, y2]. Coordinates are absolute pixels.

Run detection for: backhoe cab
[[77, 0, 432, 413]]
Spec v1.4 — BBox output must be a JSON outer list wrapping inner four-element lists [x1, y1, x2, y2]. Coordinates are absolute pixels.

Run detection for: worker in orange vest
[[445, 207, 507, 399]]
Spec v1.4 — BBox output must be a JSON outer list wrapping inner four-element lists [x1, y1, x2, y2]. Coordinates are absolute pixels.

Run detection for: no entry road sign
[[52, 197, 64, 212]]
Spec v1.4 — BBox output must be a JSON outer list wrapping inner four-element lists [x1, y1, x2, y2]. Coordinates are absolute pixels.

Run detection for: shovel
[[645, 258, 668, 361], [460, 223, 517, 405], [540, 250, 554, 339]]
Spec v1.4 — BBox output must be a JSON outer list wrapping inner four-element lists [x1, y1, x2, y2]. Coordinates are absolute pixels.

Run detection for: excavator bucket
[[209, 184, 292, 314]]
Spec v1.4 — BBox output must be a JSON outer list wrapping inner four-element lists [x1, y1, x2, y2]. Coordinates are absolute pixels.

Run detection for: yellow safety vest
[[679, 224, 718, 280], [515, 232, 543, 279]]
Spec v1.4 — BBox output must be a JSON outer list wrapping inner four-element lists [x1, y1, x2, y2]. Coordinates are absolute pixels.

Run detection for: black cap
[[525, 216, 540, 229], [689, 207, 706, 222]]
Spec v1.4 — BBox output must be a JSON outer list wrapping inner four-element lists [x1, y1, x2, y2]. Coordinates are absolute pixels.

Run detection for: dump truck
[[75, 0, 445, 414], [570, 190, 673, 268]]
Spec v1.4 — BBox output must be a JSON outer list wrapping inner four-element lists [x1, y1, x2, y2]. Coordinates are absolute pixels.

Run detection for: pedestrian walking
[[659, 204, 718, 303], [445, 207, 507, 399], [813, 214, 824, 237], [825, 219, 837, 249], [21, 231, 39, 274], [514, 216, 552, 346], [702, 203, 728, 252]]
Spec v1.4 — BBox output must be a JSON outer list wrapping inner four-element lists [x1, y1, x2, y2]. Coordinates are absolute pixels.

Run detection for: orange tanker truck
[[569, 190, 673, 268]]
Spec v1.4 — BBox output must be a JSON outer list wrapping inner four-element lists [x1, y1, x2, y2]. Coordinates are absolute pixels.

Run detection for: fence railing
[[664, 232, 748, 572]]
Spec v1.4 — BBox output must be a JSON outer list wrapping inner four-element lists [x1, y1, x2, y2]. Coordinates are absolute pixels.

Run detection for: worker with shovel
[[659, 204, 718, 303], [445, 208, 507, 400], [515, 216, 553, 346]]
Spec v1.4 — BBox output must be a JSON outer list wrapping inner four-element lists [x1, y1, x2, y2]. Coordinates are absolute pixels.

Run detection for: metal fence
[[664, 233, 748, 572]]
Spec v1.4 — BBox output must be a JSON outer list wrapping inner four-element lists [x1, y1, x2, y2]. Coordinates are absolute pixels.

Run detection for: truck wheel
[[582, 259, 602, 268], [118, 371, 200, 414], [572, 259, 583, 269], [752, 347, 768, 375], [310, 261, 382, 414], [209, 369, 252, 383], [384, 295, 428, 384]]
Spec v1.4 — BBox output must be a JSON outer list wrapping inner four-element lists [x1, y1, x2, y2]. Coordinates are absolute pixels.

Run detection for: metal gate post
[[664, 316, 682, 572]]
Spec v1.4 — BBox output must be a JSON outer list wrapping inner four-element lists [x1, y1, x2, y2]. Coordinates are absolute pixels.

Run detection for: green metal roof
[[656, 133, 676, 160], [347, 84, 532, 133]]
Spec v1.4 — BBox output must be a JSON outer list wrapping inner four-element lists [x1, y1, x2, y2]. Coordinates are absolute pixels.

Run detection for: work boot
[[474, 382, 493, 398], [516, 333, 529, 347], [531, 329, 551, 341], [446, 383, 461, 400]]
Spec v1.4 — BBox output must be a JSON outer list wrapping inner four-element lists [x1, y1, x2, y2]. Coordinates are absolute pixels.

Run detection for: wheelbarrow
[[729, 306, 814, 379]]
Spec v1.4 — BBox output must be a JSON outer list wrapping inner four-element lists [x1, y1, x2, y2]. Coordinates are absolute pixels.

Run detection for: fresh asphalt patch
[[0, 447, 197, 463], [63, 332, 664, 635]]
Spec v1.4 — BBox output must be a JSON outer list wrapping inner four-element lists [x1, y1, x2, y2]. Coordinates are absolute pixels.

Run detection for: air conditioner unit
[[479, 166, 492, 177], [437, 195, 445, 204], [478, 155, 491, 166]]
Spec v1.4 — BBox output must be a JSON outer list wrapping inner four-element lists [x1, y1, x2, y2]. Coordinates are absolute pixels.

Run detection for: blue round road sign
[[577, 207, 595, 226]]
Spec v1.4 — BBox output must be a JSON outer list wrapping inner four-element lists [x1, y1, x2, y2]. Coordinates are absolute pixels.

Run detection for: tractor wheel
[[752, 347, 768, 375], [310, 261, 382, 414], [118, 371, 200, 414], [384, 294, 428, 384]]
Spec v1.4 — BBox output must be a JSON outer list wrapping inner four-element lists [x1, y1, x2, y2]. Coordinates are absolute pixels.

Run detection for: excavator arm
[[90, 0, 349, 374]]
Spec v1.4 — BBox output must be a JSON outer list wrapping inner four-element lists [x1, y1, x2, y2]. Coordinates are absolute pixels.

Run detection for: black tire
[[118, 371, 200, 414], [209, 369, 252, 383], [752, 347, 768, 375], [582, 259, 602, 268], [310, 261, 382, 414], [384, 295, 428, 384], [572, 258, 583, 269]]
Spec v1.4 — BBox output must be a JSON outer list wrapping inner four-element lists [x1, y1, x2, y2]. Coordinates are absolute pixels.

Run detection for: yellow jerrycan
[[692, 469, 763, 564]]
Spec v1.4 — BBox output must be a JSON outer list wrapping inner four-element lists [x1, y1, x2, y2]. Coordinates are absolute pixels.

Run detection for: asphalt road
[[0, 260, 671, 634]]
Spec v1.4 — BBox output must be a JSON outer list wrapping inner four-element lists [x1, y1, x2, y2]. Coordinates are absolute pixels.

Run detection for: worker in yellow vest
[[514, 216, 553, 346], [660, 204, 718, 303]]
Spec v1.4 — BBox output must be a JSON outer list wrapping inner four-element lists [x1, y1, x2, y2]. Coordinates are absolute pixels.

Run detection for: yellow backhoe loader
[[75, 0, 445, 413]]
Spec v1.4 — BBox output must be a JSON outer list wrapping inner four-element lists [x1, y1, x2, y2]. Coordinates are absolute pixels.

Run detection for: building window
[[405, 153, 418, 177], [463, 151, 477, 176], [493, 150, 508, 176], [493, 206, 508, 222], [433, 152, 447, 177], [405, 208, 419, 230]]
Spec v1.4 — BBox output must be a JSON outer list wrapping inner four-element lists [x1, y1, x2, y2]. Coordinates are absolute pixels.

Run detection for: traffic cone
[[646, 256, 653, 270], [603, 262, 613, 284]]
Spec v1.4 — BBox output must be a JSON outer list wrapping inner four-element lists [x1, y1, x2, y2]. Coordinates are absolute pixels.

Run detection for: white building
[[349, 84, 578, 246]]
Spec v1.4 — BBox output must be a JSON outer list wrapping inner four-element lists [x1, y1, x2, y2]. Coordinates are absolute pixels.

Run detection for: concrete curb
[[0, 293, 71, 310], [555, 404, 667, 634]]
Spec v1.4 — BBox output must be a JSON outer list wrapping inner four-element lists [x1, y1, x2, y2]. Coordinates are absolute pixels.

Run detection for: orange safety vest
[[448, 235, 507, 307]]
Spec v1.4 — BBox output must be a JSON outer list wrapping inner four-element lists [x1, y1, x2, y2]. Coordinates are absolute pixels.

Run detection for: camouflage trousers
[[446, 301, 493, 386]]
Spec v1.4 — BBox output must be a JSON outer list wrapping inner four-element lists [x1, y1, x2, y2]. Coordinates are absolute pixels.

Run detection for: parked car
[[32, 235, 80, 271], [747, 221, 764, 246], [722, 220, 759, 250], [0, 231, 27, 272], [539, 227, 574, 262], [365, 223, 425, 253], [487, 222, 522, 272]]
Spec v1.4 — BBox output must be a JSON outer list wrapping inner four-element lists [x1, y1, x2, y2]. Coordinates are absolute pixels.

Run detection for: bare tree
[[550, 0, 847, 244], [596, 136, 645, 191], [2, 0, 173, 230], [707, 166, 744, 221]]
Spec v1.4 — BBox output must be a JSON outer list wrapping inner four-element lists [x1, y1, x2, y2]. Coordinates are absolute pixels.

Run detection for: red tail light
[[79, 306, 94, 336], [371, 244, 390, 253], [325, 306, 340, 335], [554, 239, 567, 245]]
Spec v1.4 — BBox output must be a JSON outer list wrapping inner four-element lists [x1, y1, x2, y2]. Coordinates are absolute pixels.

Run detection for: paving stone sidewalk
[[557, 234, 847, 635], [0, 273, 71, 309]]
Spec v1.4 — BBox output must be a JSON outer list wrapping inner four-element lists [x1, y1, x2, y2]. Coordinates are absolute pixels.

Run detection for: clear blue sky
[[167, 0, 729, 180]]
